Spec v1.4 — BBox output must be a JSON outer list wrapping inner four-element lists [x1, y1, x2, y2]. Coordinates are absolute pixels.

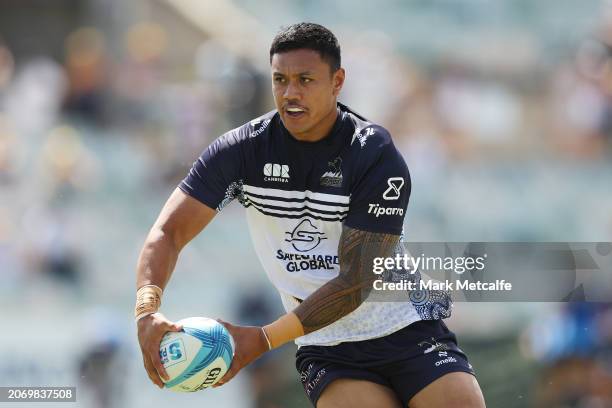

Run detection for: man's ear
[[332, 68, 345, 97]]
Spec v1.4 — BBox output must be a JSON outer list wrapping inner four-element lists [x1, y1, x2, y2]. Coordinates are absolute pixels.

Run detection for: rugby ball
[[159, 317, 235, 392]]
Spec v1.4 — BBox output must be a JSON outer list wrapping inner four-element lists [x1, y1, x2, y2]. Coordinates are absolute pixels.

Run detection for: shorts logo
[[299, 363, 327, 396], [320, 157, 343, 187], [435, 356, 457, 367], [264, 163, 290, 183], [383, 177, 404, 200], [300, 363, 313, 384], [306, 368, 326, 396], [285, 219, 327, 252], [418, 338, 450, 354]]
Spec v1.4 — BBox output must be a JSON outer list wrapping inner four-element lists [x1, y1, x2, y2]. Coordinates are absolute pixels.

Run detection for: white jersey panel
[[280, 293, 422, 346], [245, 205, 342, 298]]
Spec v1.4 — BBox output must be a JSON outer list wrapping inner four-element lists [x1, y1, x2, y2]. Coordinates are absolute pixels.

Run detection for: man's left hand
[[213, 319, 270, 387]]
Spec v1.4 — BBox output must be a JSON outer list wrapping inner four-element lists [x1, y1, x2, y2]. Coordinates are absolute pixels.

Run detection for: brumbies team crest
[[320, 157, 343, 187]]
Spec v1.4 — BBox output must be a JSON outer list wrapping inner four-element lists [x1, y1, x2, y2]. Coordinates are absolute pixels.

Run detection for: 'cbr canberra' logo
[[285, 219, 327, 252], [263, 163, 290, 183], [383, 177, 404, 200]]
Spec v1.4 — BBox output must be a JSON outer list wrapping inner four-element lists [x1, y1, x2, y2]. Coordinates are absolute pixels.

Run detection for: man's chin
[[282, 122, 310, 139]]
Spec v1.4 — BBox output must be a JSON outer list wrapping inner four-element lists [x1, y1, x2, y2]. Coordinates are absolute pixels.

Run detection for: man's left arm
[[293, 225, 399, 333]]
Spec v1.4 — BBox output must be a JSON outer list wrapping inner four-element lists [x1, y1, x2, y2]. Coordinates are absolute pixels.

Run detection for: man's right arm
[[135, 187, 217, 388], [136, 187, 216, 289]]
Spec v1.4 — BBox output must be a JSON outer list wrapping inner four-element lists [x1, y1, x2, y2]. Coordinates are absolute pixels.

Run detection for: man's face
[[271, 49, 345, 141]]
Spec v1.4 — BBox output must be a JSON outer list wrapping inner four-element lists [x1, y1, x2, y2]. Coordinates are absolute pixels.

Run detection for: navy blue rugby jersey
[[180, 103, 410, 234], [180, 103, 450, 346]]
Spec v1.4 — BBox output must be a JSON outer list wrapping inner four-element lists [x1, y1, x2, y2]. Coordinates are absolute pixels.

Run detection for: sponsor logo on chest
[[263, 163, 290, 183], [285, 219, 327, 252], [276, 219, 339, 272]]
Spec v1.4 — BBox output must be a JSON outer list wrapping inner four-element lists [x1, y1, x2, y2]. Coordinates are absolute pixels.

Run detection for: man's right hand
[[137, 313, 183, 388]]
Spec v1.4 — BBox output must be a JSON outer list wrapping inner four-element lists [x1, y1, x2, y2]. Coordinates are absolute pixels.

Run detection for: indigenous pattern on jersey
[[180, 103, 452, 346]]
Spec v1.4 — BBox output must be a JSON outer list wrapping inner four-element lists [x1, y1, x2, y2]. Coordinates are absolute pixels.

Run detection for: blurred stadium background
[[1, 0, 612, 407]]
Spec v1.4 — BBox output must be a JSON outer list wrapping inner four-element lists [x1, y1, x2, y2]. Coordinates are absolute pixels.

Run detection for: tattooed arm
[[215, 224, 401, 387], [294, 224, 401, 334]]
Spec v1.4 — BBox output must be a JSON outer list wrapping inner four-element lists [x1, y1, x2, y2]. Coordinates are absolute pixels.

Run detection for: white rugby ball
[[159, 317, 235, 392]]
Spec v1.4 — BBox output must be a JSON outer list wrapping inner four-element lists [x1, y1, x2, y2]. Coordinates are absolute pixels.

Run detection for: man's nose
[[283, 80, 301, 100]]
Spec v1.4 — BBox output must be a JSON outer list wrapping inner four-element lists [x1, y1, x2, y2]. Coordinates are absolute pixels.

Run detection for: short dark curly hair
[[269, 22, 341, 72]]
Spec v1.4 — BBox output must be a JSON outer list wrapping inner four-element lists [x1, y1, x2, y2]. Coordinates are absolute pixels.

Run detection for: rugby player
[[135, 22, 486, 407]]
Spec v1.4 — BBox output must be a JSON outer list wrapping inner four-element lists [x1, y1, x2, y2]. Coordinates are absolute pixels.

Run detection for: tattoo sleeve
[[293, 224, 401, 334]]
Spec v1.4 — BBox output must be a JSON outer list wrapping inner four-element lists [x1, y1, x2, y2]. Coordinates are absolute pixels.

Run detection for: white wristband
[[261, 327, 273, 350]]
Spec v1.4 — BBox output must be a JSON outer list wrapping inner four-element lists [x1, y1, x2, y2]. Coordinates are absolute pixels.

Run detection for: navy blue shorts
[[295, 320, 475, 407]]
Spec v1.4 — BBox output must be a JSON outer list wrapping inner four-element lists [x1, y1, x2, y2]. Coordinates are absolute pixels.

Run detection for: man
[[136, 22, 486, 407]]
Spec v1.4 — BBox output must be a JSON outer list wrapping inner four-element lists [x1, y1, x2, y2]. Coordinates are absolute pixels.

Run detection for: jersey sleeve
[[179, 129, 246, 211], [344, 127, 411, 235]]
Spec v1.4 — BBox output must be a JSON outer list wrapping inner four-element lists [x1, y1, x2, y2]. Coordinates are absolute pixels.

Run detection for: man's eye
[[301, 77, 312, 83], [274, 77, 286, 83]]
